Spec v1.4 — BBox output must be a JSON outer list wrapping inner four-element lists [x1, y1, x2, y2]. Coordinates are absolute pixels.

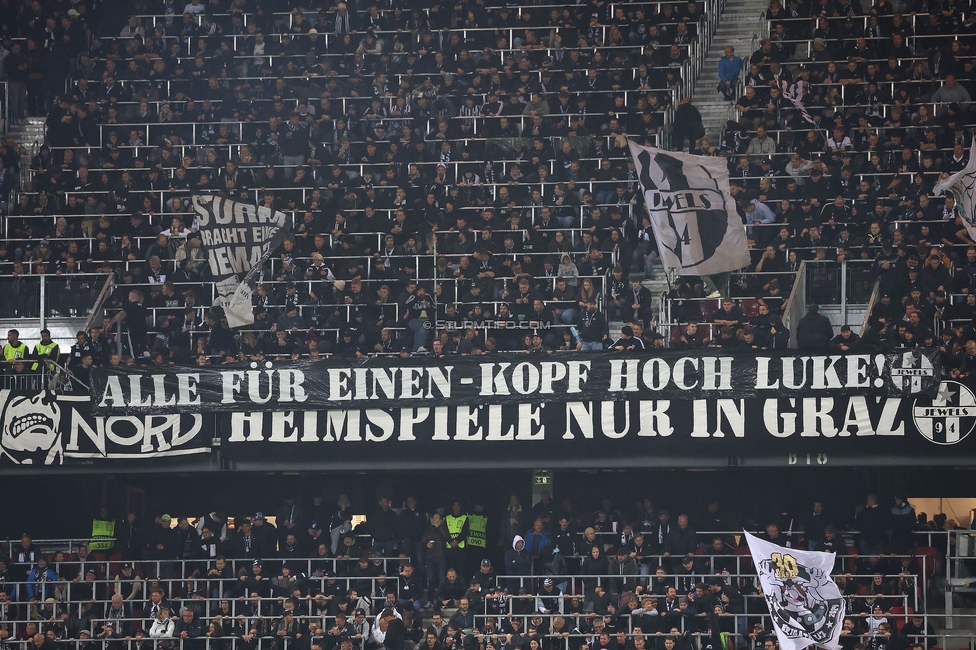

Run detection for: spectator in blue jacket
[[26, 558, 57, 600], [718, 47, 745, 101], [523, 518, 551, 561]]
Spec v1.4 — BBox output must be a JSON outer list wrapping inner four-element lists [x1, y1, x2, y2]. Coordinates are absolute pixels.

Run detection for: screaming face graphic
[[0, 391, 63, 465]]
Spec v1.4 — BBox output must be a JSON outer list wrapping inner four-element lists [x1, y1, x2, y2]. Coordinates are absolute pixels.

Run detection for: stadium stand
[[0, 0, 972, 365], [693, 0, 976, 358], [0, 495, 962, 650], [0, 0, 732, 365]]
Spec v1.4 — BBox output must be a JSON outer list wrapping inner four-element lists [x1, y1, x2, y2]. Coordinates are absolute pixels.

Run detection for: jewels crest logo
[[912, 381, 976, 445]]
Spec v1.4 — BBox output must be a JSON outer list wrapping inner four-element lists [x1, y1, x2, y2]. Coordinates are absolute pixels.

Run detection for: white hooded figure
[[505, 535, 531, 576]]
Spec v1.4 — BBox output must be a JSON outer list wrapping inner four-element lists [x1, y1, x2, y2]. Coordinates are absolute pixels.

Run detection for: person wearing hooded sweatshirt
[[581, 545, 609, 595], [505, 536, 531, 586]]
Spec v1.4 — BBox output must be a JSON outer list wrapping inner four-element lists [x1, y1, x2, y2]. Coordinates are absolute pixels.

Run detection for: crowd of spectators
[[0, 493, 947, 650], [683, 0, 976, 354], [0, 0, 722, 362]]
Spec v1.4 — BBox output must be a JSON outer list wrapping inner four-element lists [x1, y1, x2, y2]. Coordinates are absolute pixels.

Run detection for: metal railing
[[784, 259, 806, 347], [942, 530, 976, 629], [0, 273, 111, 326], [804, 260, 880, 326], [0, 361, 59, 391], [1, 80, 8, 132]]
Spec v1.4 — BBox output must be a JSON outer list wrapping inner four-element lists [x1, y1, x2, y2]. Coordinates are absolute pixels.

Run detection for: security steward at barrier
[[466, 502, 489, 569], [32, 329, 60, 372], [445, 501, 469, 578], [3, 329, 28, 365]]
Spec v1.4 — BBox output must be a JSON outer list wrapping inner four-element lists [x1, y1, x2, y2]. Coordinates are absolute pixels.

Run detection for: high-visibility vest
[[32, 341, 59, 371], [446, 514, 468, 549], [90, 519, 116, 551], [467, 514, 487, 548], [3, 341, 28, 362]]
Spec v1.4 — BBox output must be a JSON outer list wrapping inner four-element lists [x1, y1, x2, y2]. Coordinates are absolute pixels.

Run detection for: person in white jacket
[[150, 608, 176, 647]]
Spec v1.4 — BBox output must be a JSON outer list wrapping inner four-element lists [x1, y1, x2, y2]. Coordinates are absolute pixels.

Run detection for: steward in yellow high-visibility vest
[[32, 329, 60, 371], [466, 503, 489, 567], [466, 511, 487, 549], [445, 501, 469, 576], [3, 329, 28, 363], [90, 518, 116, 551]]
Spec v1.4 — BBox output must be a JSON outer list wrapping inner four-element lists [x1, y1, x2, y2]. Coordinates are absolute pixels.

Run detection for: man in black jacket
[[576, 298, 608, 351], [380, 609, 406, 650], [115, 512, 144, 561], [437, 569, 466, 612], [397, 496, 426, 565], [371, 497, 399, 560], [672, 97, 703, 154], [174, 608, 204, 650], [610, 325, 645, 352], [665, 515, 699, 559], [796, 305, 834, 350]]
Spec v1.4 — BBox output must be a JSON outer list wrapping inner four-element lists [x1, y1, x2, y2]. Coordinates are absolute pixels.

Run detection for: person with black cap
[[250, 513, 277, 557], [674, 554, 702, 596], [114, 561, 144, 602], [241, 559, 270, 598], [227, 519, 258, 562], [610, 325, 644, 352], [471, 558, 498, 591], [831, 325, 861, 351]]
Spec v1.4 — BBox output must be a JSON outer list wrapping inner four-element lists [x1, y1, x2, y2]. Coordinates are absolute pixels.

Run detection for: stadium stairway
[[8, 116, 46, 157], [0, 118, 84, 348], [607, 264, 671, 340], [690, 0, 768, 143]]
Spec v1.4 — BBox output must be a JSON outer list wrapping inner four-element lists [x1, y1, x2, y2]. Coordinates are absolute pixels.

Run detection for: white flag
[[629, 141, 750, 276], [934, 137, 976, 241], [744, 531, 845, 650], [779, 79, 817, 126], [192, 195, 291, 329]]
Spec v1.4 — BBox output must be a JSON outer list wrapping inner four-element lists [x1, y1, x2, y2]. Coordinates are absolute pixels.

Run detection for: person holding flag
[[628, 141, 750, 291], [744, 530, 846, 650], [936, 139, 976, 244]]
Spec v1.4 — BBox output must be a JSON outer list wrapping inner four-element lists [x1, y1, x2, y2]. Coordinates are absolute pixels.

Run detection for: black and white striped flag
[[629, 141, 750, 276]]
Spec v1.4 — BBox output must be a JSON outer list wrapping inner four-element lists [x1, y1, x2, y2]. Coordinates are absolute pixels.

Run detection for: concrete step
[[7, 116, 47, 155]]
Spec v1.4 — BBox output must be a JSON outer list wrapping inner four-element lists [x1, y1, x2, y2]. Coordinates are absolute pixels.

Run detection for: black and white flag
[[191, 194, 291, 328], [744, 531, 845, 650], [629, 141, 750, 276], [934, 138, 976, 242], [780, 79, 817, 125]]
